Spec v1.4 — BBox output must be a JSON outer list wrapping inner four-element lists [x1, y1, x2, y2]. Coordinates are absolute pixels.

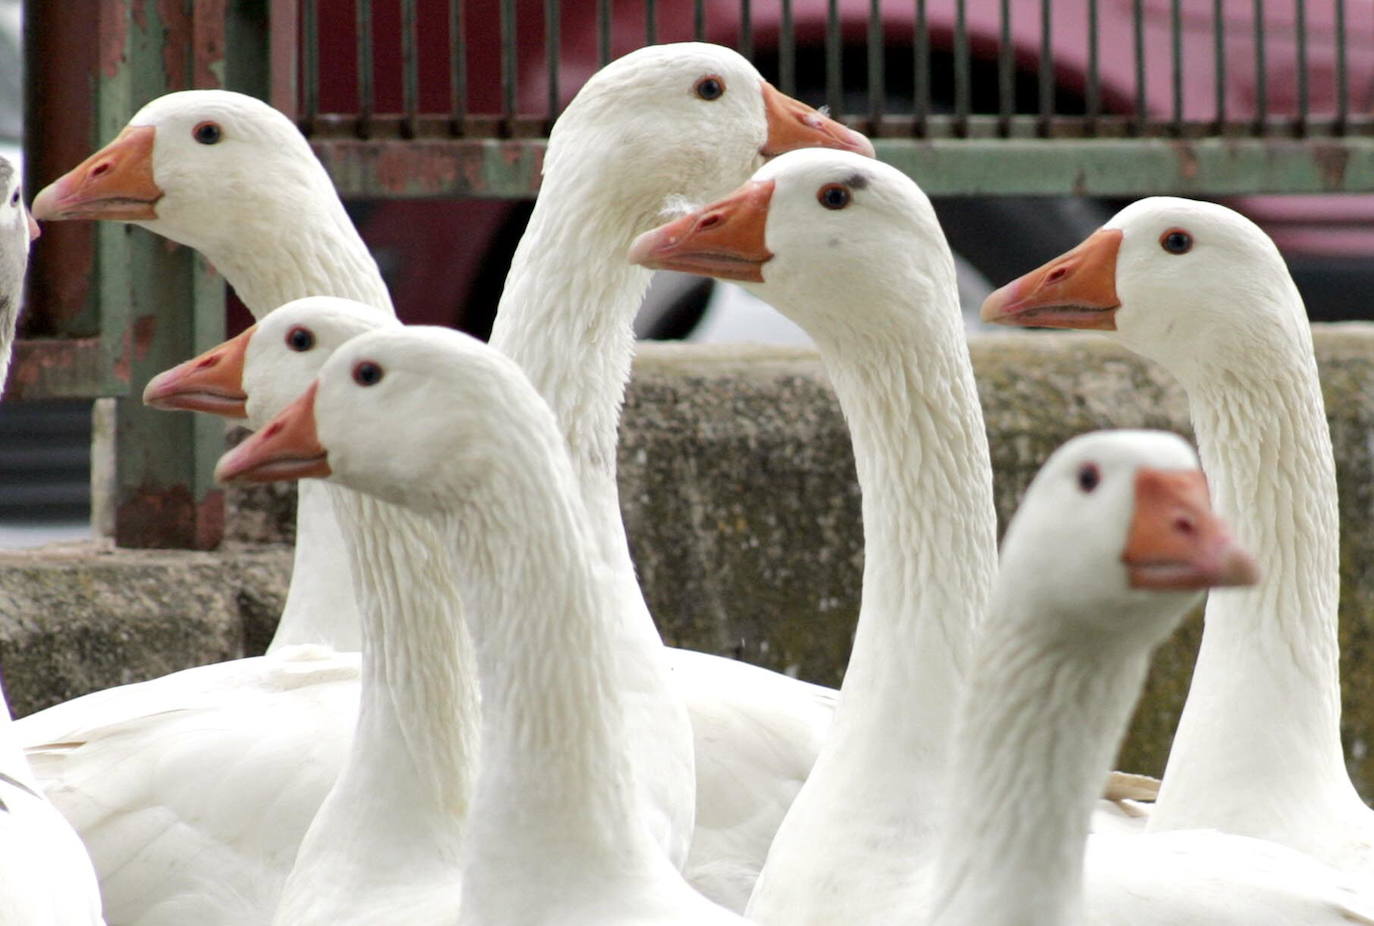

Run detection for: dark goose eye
[[8, 190, 17, 206], [1077, 463, 1101, 493], [352, 361, 384, 386], [193, 121, 223, 145], [817, 184, 851, 210], [1159, 228, 1192, 255], [694, 76, 725, 101], [285, 326, 315, 352]]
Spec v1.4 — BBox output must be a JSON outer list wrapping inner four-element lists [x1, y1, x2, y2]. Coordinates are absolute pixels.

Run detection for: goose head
[[545, 43, 872, 213], [979, 197, 1306, 376], [628, 148, 951, 341], [30, 90, 331, 255], [1001, 429, 1257, 649], [143, 296, 396, 428], [0, 155, 36, 384], [215, 326, 559, 514]]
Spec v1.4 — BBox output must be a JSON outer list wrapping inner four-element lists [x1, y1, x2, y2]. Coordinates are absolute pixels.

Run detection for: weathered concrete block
[[3, 325, 1374, 793]]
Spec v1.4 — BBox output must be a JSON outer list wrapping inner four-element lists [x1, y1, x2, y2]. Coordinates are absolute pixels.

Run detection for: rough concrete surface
[[4, 325, 1374, 792]]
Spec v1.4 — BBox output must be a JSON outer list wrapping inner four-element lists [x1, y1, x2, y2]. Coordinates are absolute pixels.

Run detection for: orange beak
[[214, 382, 330, 484], [627, 180, 775, 283], [980, 229, 1124, 330], [143, 325, 254, 418], [759, 82, 874, 159], [1122, 468, 1258, 591], [26, 209, 39, 241], [31, 125, 163, 222]]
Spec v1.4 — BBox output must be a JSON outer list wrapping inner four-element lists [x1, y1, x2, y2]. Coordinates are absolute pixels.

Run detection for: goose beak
[[143, 325, 253, 418], [980, 228, 1123, 330], [759, 82, 874, 159], [628, 180, 774, 282], [26, 210, 39, 241], [215, 382, 330, 484], [1122, 468, 1259, 591], [31, 125, 163, 222]]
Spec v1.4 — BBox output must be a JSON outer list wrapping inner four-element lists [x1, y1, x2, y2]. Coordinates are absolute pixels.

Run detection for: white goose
[[930, 430, 1374, 926], [31, 48, 866, 915], [0, 156, 105, 925], [981, 197, 1374, 877], [215, 324, 746, 926]]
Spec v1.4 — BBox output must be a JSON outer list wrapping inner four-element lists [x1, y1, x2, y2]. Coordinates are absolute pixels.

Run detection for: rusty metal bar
[[741, 0, 752, 61], [450, 0, 466, 132], [867, 0, 882, 130], [1335, 0, 1348, 132], [268, 0, 299, 118], [998, 0, 1013, 132], [502, 0, 518, 124], [356, 0, 374, 138], [645, 0, 657, 46], [1213, 0, 1225, 128], [694, 0, 705, 42], [826, 0, 841, 121], [401, 0, 419, 138], [780, 0, 795, 96], [954, 0, 969, 136], [1253, 0, 1267, 133], [1171, 0, 1182, 133], [1295, 0, 1308, 134], [547, 0, 560, 122], [302, 0, 319, 130], [598, 0, 611, 66], [1087, 0, 1100, 123], [914, 0, 929, 133], [1038, 0, 1051, 135], [1133, 0, 1146, 134]]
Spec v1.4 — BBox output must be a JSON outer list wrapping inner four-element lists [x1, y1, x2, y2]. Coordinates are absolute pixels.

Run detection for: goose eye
[[1159, 228, 1192, 255], [193, 121, 223, 145], [817, 183, 851, 210], [285, 326, 315, 352], [1077, 463, 1101, 493], [8, 190, 17, 206], [694, 75, 725, 101], [352, 361, 384, 387]]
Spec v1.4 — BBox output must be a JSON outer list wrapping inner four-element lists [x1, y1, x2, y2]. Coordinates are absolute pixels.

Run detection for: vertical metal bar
[[1038, 0, 1052, 134], [598, 0, 611, 66], [1253, 0, 1266, 134], [645, 0, 656, 45], [867, 0, 882, 131], [954, 0, 969, 135], [780, 0, 795, 96], [268, 0, 300, 119], [1213, 0, 1225, 127], [827, 0, 842, 118], [1133, 0, 1146, 134], [356, 0, 373, 137], [502, 0, 517, 124], [547, 0, 560, 120], [1170, 0, 1182, 132], [1335, 0, 1348, 131], [1294, 0, 1307, 134], [1087, 0, 1100, 122], [401, 0, 419, 138], [741, 0, 753, 60], [915, 0, 929, 132], [302, 0, 318, 129], [998, 0, 1013, 132], [451, 0, 467, 132], [694, 0, 705, 42]]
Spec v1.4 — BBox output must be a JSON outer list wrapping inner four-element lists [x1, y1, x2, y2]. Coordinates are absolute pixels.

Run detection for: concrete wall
[[5, 325, 1374, 790]]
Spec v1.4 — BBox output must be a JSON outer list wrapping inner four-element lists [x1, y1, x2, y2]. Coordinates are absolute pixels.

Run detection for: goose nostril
[[1046, 265, 1070, 284], [699, 213, 722, 230], [196, 355, 219, 370], [90, 162, 111, 179], [1174, 516, 1196, 536], [264, 421, 282, 438]]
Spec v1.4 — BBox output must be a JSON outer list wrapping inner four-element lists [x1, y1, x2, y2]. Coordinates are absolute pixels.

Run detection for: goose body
[[25, 53, 867, 917], [217, 325, 746, 925], [981, 197, 1374, 877], [0, 156, 105, 925], [930, 430, 1374, 926]]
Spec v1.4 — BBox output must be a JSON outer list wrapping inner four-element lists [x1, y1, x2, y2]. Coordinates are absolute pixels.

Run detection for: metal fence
[[15, 0, 1374, 550]]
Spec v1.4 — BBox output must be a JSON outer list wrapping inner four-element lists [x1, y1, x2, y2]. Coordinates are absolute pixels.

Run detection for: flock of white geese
[[0, 39, 1366, 925]]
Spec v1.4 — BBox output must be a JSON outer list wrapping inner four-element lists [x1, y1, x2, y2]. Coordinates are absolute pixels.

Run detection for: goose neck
[[438, 443, 653, 865], [267, 479, 363, 651], [930, 610, 1152, 926]]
